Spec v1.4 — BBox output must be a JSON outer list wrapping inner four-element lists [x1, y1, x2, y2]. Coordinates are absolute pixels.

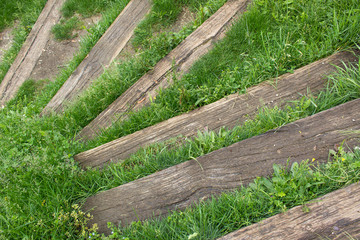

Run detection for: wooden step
[[82, 98, 360, 234], [0, 0, 65, 107], [77, 0, 252, 140], [40, 0, 151, 114], [74, 51, 358, 169], [218, 182, 360, 240]]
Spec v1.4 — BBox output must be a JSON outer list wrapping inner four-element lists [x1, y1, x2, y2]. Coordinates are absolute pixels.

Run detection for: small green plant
[[51, 16, 81, 40]]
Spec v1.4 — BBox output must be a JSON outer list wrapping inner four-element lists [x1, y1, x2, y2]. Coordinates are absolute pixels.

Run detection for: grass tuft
[[51, 16, 81, 40]]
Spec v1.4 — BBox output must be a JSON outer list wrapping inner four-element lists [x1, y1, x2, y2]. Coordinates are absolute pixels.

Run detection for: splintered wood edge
[[218, 182, 360, 240]]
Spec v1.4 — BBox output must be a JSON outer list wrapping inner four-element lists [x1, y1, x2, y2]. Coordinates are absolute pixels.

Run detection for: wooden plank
[[74, 51, 358, 168], [0, 0, 65, 107], [82, 98, 360, 234], [218, 182, 360, 240], [40, 0, 151, 114], [77, 0, 252, 140]]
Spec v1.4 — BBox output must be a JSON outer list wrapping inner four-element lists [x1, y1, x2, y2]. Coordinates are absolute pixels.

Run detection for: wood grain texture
[[0, 0, 65, 107], [75, 51, 358, 169], [218, 182, 360, 240], [77, 0, 252, 140], [83, 98, 360, 234], [41, 0, 151, 114]]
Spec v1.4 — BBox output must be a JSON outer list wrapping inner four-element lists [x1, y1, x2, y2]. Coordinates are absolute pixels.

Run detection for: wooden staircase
[[2, 0, 360, 237]]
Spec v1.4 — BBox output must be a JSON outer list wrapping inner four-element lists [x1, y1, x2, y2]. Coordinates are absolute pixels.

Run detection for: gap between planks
[[40, 0, 151, 115], [0, 0, 65, 107], [82, 98, 360, 234], [74, 51, 359, 169], [77, 0, 252, 141], [218, 182, 360, 240]]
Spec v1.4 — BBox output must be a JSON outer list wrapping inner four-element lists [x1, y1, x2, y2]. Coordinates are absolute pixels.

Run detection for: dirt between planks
[[29, 15, 101, 81], [0, 15, 101, 82]]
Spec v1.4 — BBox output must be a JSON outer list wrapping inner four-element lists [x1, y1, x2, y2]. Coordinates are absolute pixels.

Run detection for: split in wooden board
[[41, 0, 151, 115], [82, 98, 360, 234], [77, 0, 252, 140], [74, 51, 358, 169], [218, 182, 360, 240], [0, 0, 65, 107]]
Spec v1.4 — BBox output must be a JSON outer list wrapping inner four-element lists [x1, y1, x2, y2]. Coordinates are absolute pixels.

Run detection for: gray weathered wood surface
[[77, 0, 251, 140], [75, 51, 358, 168], [218, 182, 360, 240], [83, 98, 360, 234], [41, 0, 151, 114], [0, 0, 65, 107]]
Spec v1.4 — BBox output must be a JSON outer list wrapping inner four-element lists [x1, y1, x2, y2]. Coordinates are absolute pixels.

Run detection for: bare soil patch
[[29, 15, 101, 81], [170, 7, 196, 32]]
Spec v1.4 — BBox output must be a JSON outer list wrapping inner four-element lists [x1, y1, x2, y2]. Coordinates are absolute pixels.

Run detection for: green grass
[[0, 0, 46, 32], [61, 0, 125, 18], [51, 0, 131, 41], [51, 16, 82, 40], [1, 0, 360, 238]]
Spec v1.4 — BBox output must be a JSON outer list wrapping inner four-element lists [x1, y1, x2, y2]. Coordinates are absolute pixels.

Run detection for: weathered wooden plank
[[75, 51, 358, 168], [77, 0, 252, 140], [218, 182, 360, 240], [41, 0, 151, 114], [0, 0, 65, 107], [83, 98, 360, 234]]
